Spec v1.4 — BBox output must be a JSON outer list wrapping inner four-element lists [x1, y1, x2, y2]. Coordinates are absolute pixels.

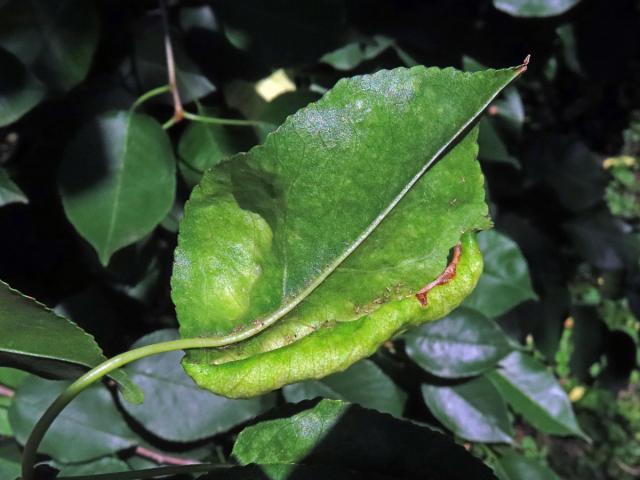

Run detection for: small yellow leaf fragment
[[569, 386, 586, 403], [603, 155, 636, 169], [256, 69, 296, 101]]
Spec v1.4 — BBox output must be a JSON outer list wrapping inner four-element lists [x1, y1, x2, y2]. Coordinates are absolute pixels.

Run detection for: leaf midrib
[[249, 70, 521, 340], [489, 369, 574, 432], [102, 112, 132, 264]]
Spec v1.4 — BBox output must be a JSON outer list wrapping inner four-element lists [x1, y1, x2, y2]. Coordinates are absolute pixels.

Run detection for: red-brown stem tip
[[516, 54, 531, 75]]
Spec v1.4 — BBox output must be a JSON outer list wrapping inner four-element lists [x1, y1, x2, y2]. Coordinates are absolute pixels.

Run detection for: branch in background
[[135, 446, 198, 466], [159, 0, 183, 123]]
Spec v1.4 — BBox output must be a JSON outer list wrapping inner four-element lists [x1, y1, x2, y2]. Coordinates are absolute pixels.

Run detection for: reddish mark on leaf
[[415, 242, 462, 307], [515, 54, 531, 75]]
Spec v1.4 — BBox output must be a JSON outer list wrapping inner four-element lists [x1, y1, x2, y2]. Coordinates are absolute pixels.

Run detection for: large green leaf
[[493, 0, 582, 17], [487, 352, 587, 439], [232, 399, 497, 480], [59, 110, 176, 266], [0, 0, 98, 92], [283, 359, 406, 417], [0, 280, 142, 403], [119, 330, 275, 443], [0, 48, 45, 127], [463, 230, 537, 317], [405, 307, 512, 378], [173, 64, 526, 397], [0, 167, 28, 206], [9, 376, 140, 463], [421, 376, 514, 443]]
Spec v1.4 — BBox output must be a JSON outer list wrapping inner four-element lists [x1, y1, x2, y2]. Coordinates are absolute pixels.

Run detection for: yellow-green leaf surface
[[173, 64, 526, 397]]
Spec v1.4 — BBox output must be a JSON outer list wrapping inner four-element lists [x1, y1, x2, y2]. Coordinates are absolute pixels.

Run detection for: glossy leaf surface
[[487, 352, 587, 439], [283, 359, 406, 417], [406, 307, 512, 378], [59, 110, 176, 265], [421, 376, 514, 443], [120, 330, 275, 443], [232, 399, 497, 480], [174, 64, 525, 397], [463, 230, 537, 317]]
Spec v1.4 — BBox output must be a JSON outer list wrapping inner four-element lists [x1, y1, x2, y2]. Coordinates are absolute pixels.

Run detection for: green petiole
[[20, 332, 273, 480]]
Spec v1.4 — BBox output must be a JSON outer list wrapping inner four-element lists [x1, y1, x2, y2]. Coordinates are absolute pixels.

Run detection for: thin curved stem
[[162, 110, 270, 130], [162, 116, 179, 130], [21, 331, 272, 480], [56, 463, 227, 480], [130, 85, 171, 112], [182, 111, 268, 127], [159, 0, 183, 122]]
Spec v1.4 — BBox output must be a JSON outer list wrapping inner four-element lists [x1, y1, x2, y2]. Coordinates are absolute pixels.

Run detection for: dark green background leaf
[[494, 453, 561, 480], [0, 48, 44, 127], [406, 307, 512, 378], [59, 110, 176, 265], [0, 0, 98, 92], [9, 376, 139, 462], [0, 280, 109, 377], [0, 281, 141, 403], [0, 440, 20, 480], [421, 376, 514, 443], [0, 167, 28, 206], [283, 359, 407, 417], [178, 116, 254, 188], [487, 352, 587, 439], [463, 230, 537, 318], [120, 330, 275, 443]]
